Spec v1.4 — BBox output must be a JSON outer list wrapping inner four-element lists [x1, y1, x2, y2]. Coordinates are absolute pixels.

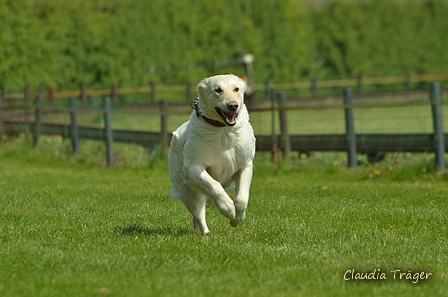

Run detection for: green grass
[[1, 137, 447, 296]]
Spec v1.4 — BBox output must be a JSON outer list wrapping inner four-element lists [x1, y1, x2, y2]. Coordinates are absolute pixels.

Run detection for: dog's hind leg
[[183, 192, 210, 235], [230, 162, 253, 227]]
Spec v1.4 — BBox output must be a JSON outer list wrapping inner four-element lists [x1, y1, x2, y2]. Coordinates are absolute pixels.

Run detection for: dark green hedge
[[1, 0, 447, 90]]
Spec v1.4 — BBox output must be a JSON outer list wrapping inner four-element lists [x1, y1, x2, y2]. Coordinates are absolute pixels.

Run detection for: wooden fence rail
[[2, 72, 448, 103], [0, 83, 446, 169]]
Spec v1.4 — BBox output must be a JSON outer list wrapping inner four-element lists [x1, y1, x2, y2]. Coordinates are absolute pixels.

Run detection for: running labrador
[[169, 74, 255, 234]]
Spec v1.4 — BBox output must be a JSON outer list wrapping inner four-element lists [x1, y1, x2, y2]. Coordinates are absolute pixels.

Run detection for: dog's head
[[197, 74, 247, 126]]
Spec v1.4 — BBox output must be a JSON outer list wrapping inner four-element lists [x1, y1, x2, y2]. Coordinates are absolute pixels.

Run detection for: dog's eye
[[215, 87, 223, 94], [234, 87, 239, 92]]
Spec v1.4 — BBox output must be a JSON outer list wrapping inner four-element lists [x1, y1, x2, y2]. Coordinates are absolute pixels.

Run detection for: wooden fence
[[256, 83, 446, 169], [0, 82, 446, 169], [3, 72, 448, 103], [267, 72, 448, 94]]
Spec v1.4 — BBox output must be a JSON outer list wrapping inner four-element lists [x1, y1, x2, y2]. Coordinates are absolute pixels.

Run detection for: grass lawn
[[0, 139, 447, 296]]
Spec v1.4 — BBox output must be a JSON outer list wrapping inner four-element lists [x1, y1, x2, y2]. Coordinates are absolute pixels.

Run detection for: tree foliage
[[0, 0, 447, 90], [307, 0, 448, 79]]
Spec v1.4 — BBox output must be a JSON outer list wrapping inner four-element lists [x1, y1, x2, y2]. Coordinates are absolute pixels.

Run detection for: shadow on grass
[[115, 223, 194, 237]]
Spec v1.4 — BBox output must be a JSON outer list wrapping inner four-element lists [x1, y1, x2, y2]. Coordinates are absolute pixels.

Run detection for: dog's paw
[[193, 217, 210, 235], [229, 217, 243, 227], [229, 219, 240, 227], [215, 201, 236, 220], [229, 211, 246, 227], [195, 224, 210, 235]]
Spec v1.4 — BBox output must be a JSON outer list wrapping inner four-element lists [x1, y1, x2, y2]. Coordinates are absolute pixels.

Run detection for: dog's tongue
[[225, 112, 238, 125]]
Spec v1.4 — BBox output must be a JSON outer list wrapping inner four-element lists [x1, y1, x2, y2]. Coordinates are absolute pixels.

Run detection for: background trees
[[1, 0, 447, 90]]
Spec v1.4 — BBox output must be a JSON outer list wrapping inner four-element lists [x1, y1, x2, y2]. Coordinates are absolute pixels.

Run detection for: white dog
[[169, 74, 255, 235]]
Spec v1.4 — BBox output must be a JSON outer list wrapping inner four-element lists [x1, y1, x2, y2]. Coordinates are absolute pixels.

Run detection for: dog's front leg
[[230, 162, 253, 227], [185, 164, 236, 220]]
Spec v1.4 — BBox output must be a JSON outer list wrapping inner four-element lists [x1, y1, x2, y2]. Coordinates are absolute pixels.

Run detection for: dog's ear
[[197, 78, 209, 99], [239, 77, 247, 94]]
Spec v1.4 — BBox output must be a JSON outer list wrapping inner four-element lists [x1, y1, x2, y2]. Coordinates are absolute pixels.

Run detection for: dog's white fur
[[169, 74, 255, 234]]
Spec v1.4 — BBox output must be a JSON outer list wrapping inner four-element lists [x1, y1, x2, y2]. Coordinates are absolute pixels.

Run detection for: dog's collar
[[191, 99, 201, 117], [201, 115, 226, 127], [191, 98, 226, 128]]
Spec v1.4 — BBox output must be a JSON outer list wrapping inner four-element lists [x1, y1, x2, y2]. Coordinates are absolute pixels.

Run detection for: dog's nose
[[227, 101, 239, 112]]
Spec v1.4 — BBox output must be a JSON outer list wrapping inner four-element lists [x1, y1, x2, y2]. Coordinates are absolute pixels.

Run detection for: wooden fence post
[[270, 88, 279, 164], [0, 88, 5, 145], [430, 82, 445, 170], [150, 80, 157, 103], [24, 86, 31, 138], [81, 84, 88, 106], [69, 97, 79, 155], [311, 77, 318, 97], [48, 86, 55, 105], [103, 97, 114, 165], [343, 88, 357, 168], [34, 89, 43, 148], [111, 83, 118, 104], [264, 78, 271, 99], [357, 73, 364, 94], [160, 100, 169, 153], [277, 91, 291, 158]]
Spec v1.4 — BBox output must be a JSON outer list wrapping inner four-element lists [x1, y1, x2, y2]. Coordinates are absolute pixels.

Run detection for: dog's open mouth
[[215, 107, 239, 126]]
